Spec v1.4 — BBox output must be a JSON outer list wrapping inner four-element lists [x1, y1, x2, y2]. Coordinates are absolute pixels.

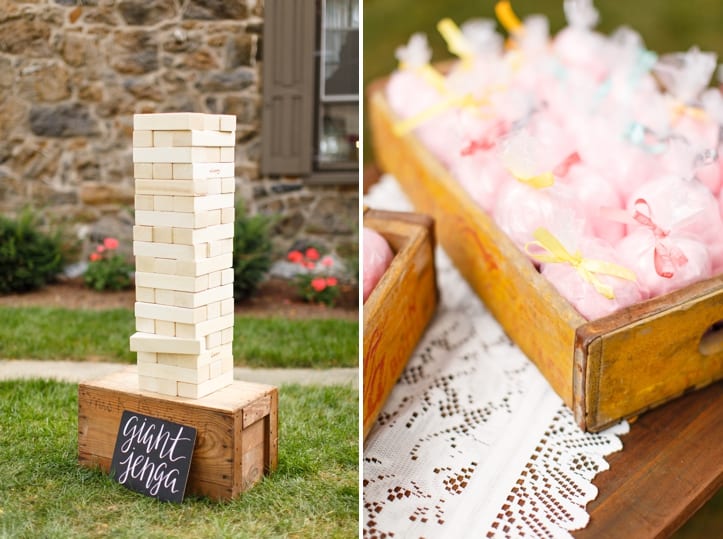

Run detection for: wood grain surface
[[577, 382, 723, 538]]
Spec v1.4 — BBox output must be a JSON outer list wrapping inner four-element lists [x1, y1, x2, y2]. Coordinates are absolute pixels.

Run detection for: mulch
[[0, 277, 359, 321]]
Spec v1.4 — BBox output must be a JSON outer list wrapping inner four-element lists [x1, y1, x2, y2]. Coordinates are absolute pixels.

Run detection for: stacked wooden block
[[129, 112, 237, 399]]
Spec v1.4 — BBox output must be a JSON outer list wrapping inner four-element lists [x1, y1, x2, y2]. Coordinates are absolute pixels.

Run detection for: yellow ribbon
[[511, 171, 555, 189], [495, 1, 524, 35], [399, 62, 449, 94], [670, 101, 708, 122], [392, 93, 490, 136], [437, 18, 475, 69], [525, 228, 637, 299]]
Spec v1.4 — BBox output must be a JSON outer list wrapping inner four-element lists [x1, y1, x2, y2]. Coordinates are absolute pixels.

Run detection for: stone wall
[[0, 0, 359, 269]]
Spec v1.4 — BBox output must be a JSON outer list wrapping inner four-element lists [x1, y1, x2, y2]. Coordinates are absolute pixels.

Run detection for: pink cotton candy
[[626, 175, 723, 247], [493, 181, 583, 249], [616, 228, 712, 298], [449, 151, 510, 213], [539, 237, 644, 321], [363, 227, 395, 303], [565, 164, 625, 243]]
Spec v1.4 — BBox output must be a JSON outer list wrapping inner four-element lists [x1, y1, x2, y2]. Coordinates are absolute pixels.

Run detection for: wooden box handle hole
[[699, 320, 723, 356]]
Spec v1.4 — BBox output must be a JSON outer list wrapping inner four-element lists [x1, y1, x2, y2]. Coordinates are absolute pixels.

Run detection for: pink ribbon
[[552, 152, 581, 178], [460, 121, 508, 156], [600, 198, 688, 279]]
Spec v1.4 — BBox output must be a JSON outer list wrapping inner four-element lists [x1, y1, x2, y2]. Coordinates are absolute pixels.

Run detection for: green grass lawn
[[0, 379, 358, 538], [0, 307, 358, 368], [363, 0, 723, 164]]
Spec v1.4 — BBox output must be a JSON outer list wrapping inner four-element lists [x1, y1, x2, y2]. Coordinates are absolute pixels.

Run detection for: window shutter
[[261, 0, 316, 176]]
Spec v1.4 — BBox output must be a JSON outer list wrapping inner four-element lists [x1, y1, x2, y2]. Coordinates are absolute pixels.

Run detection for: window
[[317, 0, 359, 170], [261, 0, 358, 182]]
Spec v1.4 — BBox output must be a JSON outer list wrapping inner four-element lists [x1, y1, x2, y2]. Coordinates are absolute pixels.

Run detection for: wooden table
[[577, 382, 723, 538]]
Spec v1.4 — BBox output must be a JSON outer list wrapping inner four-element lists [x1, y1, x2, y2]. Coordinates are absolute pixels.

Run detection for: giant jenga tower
[[129, 112, 237, 399]]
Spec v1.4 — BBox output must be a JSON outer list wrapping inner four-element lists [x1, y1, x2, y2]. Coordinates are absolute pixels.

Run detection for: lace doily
[[363, 176, 629, 538]]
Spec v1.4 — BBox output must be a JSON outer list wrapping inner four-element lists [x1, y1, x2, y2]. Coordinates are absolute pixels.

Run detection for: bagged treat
[[526, 228, 642, 320], [616, 227, 712, 298], [363, 227, 395, 303]]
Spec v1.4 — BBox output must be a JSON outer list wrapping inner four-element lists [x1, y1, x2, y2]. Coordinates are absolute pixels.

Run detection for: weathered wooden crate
[[78, 366, 278, 500], [368, 81, 723, 432], [363, 208, 439, 439]]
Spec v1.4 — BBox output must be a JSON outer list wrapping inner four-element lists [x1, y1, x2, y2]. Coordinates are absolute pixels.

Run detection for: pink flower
[[305, 261, 316, 270], [311, 278, 327, 292], [325, 277, 338, 287], [96, 245, 106, 253], [321, 255, 334, 267], [89, 252, 101, 262], [305, 247, 320, 261], [287, 250, 303, 263], [103, 237, 119, 250]]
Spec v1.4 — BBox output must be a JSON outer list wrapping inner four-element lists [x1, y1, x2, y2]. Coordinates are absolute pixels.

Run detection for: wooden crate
[[368, 81, 723, 432], [363, 208, 439, 439], [78, 366, 278, 500]]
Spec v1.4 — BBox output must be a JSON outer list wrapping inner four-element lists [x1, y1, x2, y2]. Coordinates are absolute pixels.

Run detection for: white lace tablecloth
[[363, 176, 629, 538]]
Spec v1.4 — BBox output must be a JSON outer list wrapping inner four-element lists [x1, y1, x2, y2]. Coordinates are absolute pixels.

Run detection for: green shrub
[[233, 204, 274, 302], [84, 237, 133, 291], [0, 210, 65, 293]]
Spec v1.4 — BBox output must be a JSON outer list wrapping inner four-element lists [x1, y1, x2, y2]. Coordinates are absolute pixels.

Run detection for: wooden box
[[368, 81, 723, 432], [78, 367, 278, 500], [363, 208, 439, 439]]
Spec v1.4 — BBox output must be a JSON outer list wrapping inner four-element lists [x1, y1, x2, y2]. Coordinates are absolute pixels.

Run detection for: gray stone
[[269, 260, 307, 279], [20, 62, 71, 102], [0, 57, 14, 88], [118, 0, 177, 26], [183, 0, 247, 20], [110, 31, 159, 74], [29, 104, 100, 137], [226, 34, 253, 68], [123, 78, 164, 101], [0, 97, 29, 139], [195, 66, 255, 92], [271, 183, 303, 195], [305, 195, 359, 235], [222, 94, 258, 124]]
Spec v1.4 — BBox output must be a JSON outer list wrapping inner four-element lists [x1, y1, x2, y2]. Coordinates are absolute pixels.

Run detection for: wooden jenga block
[[133, 147, 222, 164], [133, 224, 153, 241], [153, 283, 233, 309], [134, 196, 154, 212], [221, 268, 234, 285], [206, 300, 221, 320], [174, 314, 233, 340], [134, 163, 153, 178], [154, 320, 176, 337], [208, 270, 222, 289], [134, 241, 207, 260], [152, 196, 174, 212], [135, 302, 208, 324], [205, 330, 223, 350], [155, 347, 222, 369], [172, 223, 234, 245], [135, 317, 155, 333], [138, 374, 178, 396], [152, 163, 173, 179], [136, 286, 155, 303], [176, 253, 233, 277], [176, 370, 234, 399], [206, 177, 223, 195], [208, 238, 234, 258], [221, 207, 235, 224], [134, 272, 209, 293], [209, 355, 234, 379], [135, 179, 209, 197], [133, 130, 153, 147], [219, 115, 236, 132], [172, 193, 235, 213], [153, 130, 235, 148], [133, 112, 220, 131], [221, 177, 235, 194], [221, 298, 234, 316], [136, 352, 158, 364], [220, 147, 234, 162], [137, 362, 211, 385], [130, 332, 203, 354], [221, 327, 233, 345], [172, 162, 234, 180], [135, 210, 223, 229], [152, 226, 174, 244]]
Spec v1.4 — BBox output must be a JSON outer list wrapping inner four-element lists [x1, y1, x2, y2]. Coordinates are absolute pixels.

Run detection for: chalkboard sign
[[110, 411, 197, 503]]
